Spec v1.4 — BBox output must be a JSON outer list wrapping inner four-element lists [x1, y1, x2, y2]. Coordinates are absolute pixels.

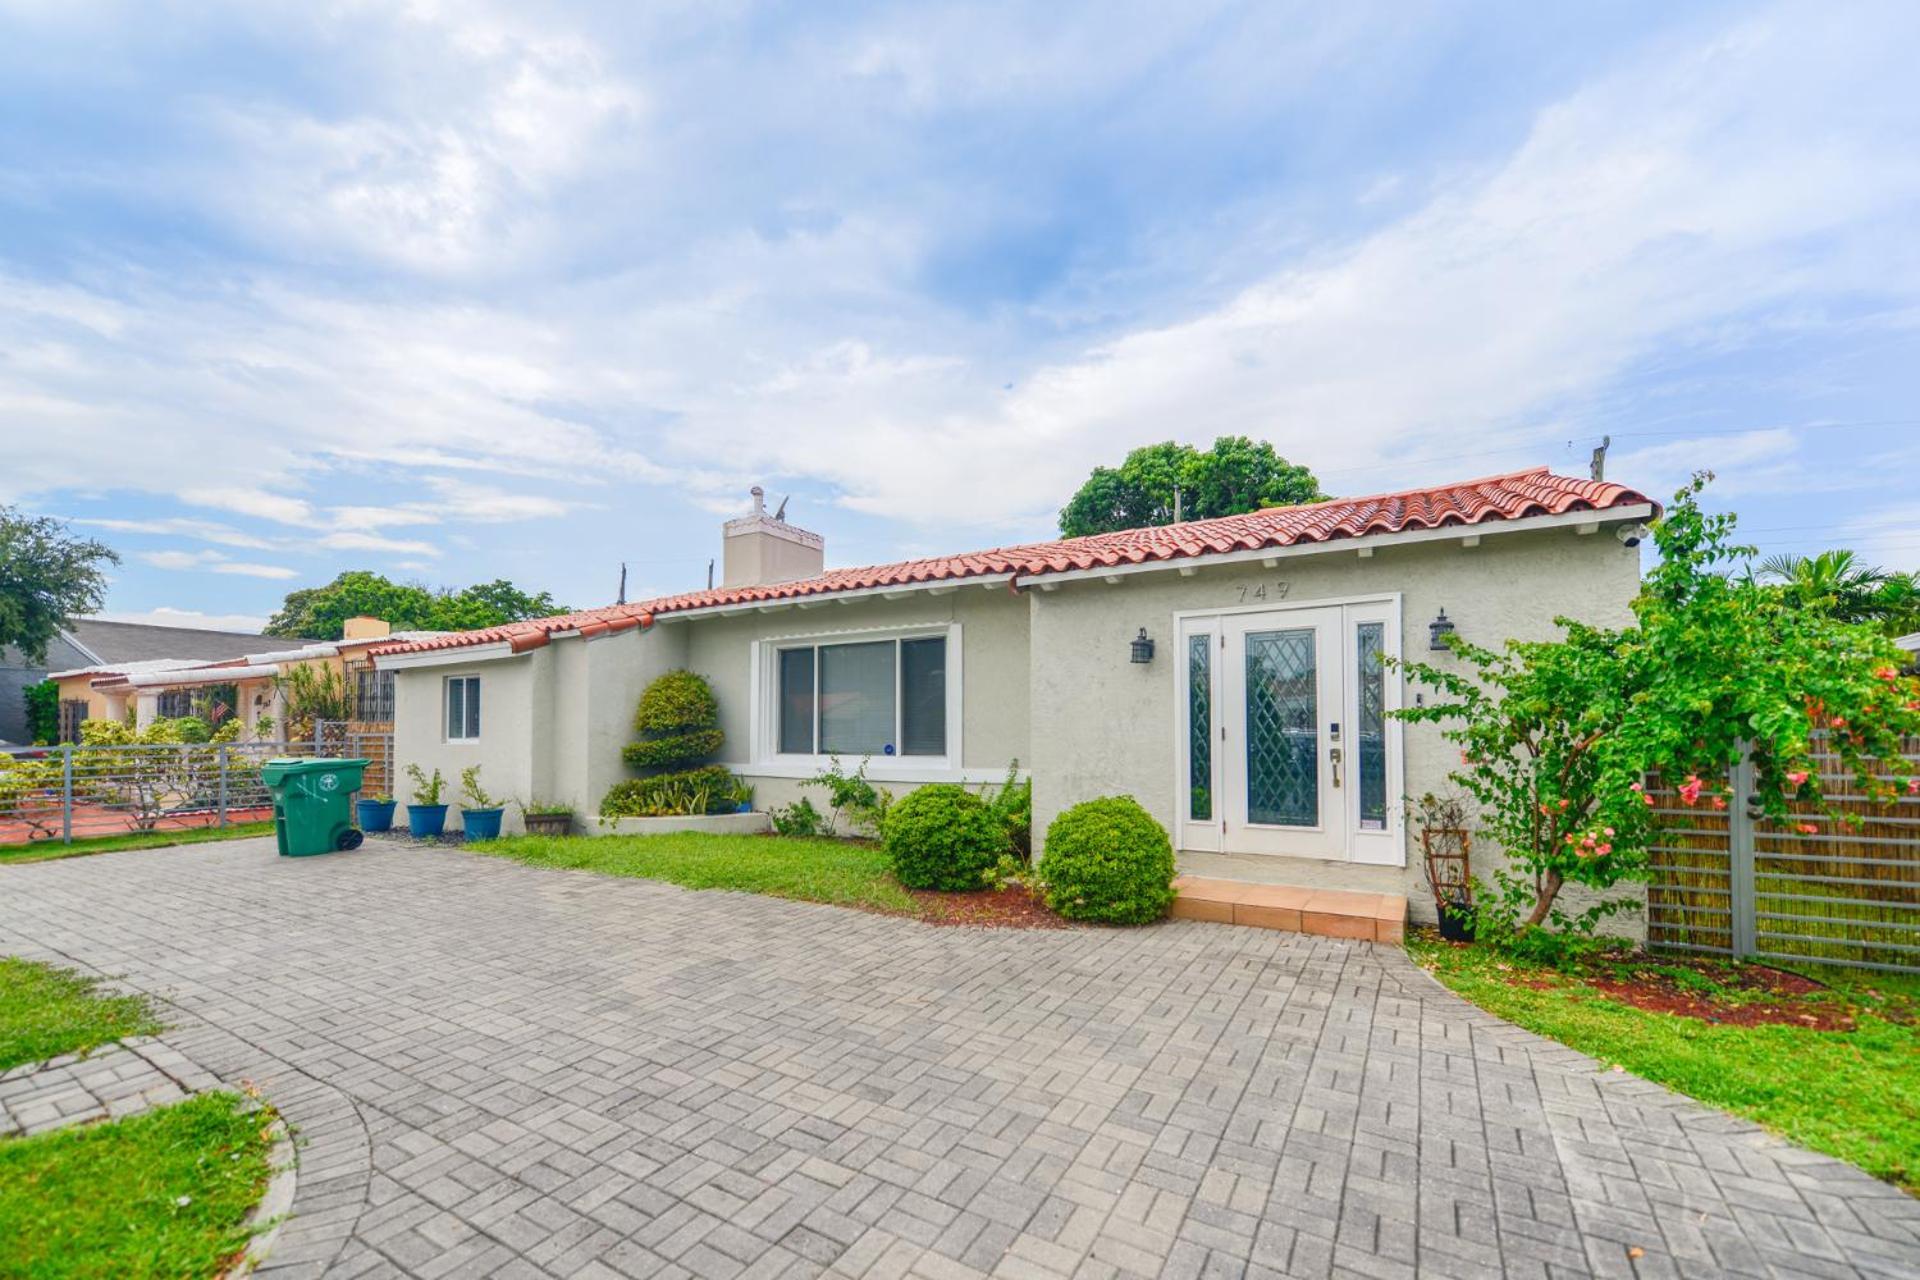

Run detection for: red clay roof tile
[[370, 467, 1652, 662]]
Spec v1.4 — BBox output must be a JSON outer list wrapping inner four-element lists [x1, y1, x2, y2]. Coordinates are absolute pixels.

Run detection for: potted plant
[[405, 764, 448, 838], [459, 765, 505, 841], [356, 792, 397, 833], [520, 799, 573, 837], [1410, 792, 1476, 941]]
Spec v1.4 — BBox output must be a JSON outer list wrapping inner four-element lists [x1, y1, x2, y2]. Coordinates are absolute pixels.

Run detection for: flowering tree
[[1396, 474, 1920, 946]]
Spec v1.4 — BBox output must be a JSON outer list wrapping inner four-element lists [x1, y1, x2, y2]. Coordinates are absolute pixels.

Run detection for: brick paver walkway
[[2, 837, 1915, 1279], [0, 1034, 221, 1135]]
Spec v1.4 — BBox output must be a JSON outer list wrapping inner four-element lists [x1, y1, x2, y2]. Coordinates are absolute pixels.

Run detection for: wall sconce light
[[1130, 628, 1156, 663], [1429, 609, 1457, 651]]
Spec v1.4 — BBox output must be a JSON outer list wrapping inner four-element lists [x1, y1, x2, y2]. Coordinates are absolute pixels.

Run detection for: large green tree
[[0, 507, 119, 663], [1058, 437, 1327, 538], [266, 571, 570, 640]]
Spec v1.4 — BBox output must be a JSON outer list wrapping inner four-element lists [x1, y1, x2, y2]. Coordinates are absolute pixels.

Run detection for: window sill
[[742, 759, 1012, 785]]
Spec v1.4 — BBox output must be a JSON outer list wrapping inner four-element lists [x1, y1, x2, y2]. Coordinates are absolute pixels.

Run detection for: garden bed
[[583, 811, 771, 837]]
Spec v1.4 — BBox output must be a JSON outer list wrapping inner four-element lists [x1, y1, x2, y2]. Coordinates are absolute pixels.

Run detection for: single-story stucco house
[[370, 467, 1657, 924]]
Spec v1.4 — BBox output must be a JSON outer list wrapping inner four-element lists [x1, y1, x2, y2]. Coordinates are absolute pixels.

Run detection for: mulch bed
[[1584, 960, 1854, 1030], [906, 884, 1073, 929]]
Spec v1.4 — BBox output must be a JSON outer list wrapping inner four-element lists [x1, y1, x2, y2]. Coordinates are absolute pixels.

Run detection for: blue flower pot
[[462, 807, 505, 841], [356, 798, 397, 833], [407, 804, 448, 838]]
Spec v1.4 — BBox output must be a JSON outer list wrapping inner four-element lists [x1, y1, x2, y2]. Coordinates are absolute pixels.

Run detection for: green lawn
[[1409, 934, 1920, 1192], [0, 822, 274, 866], [0, 1091, 276, 1279], [0, 958, 163, 1072], [470, 831, 922, 914]]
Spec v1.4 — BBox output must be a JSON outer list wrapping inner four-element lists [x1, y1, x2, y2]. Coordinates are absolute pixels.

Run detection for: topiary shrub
[[622, 728, 724, 770], [883, 784, 1009, 891], [1038, 796, 1176, 924], [635, 670, 719, 737], [612, 670, 746, 813]]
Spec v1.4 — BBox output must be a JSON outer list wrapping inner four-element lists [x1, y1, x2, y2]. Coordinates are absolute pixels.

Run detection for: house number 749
[[1236, 582, 1291, 603]]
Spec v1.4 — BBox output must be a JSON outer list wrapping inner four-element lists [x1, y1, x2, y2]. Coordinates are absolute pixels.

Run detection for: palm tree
[[1753, 550, 1920, 630]]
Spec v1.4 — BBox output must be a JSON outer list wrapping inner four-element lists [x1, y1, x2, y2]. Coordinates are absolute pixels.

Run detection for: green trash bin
[[261, 758, 372, 857]]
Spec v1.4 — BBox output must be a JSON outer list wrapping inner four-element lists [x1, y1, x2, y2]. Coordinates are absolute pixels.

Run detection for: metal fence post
[[61, 743, 73, 844], [313, 720, 323, 756], [217, 744, 229, 829], [1731, 753, 1758, 957]]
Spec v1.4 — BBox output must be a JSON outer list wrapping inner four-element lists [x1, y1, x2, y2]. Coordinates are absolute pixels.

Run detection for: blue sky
[[3, 1, 1917, 631]]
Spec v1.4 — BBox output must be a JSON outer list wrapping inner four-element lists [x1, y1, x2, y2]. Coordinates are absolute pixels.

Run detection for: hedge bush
[[621, 728, 725, 770], [1038, 796, 1176, 924], [883, 784, 1009, 891], [635, 670, 719, 736], [601, 765, 745, 818]]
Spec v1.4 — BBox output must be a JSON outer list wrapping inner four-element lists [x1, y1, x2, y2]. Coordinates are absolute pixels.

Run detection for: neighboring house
[[373, 468, 1656, 916], [3, 618, 278, 746], [49, 617, 428, 743], [1898, 632, 1919, 673]]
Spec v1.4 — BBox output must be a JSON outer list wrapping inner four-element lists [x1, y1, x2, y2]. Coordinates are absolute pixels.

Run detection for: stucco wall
[[1027, 526, 1643, 928], [393, 650, 548, 834], [672, 587, 1031, 810]]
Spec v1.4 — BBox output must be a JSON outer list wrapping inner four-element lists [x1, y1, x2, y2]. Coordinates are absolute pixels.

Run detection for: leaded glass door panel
[[1220, 607, 1346, 858]]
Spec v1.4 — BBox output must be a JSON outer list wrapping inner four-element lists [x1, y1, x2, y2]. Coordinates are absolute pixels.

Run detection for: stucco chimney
[[722, 487, 824, 588], [341, 616, 391, 640]]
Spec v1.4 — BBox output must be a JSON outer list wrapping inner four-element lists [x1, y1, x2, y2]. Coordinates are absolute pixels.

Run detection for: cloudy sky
[[3, 0, 1917, 631]]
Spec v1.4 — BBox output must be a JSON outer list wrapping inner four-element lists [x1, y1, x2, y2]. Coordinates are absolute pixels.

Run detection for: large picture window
[[775, 633, 947, 759]]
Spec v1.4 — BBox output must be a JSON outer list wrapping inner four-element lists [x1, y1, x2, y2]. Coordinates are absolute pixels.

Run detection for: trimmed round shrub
[[622, 728, 725, 770], [1038, 796, 1176, 924], [635, 670, 719, 735], [884, 784, 1009, 891]]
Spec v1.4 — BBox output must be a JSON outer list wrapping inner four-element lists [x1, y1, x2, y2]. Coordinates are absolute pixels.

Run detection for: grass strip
[[0, 822, 275, 866], [1408, 934, 1920, 1192], [0, 958, 162, 1073], [0, 1091, 276, 1279]]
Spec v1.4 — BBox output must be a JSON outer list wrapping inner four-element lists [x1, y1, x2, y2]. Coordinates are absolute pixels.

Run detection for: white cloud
[[318, 530, 441, 557], [91, 607, 272, 633], [137, 548, 298, 579], [180, 487, 318, 527], [68, 516, 277, 550]]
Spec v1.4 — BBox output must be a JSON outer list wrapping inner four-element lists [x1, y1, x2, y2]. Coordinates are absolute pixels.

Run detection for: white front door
[[1178, 600, 1401, 863]]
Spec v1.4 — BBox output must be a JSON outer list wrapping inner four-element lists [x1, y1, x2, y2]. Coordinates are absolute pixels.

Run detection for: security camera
[[1615, 523, 1650, 548]]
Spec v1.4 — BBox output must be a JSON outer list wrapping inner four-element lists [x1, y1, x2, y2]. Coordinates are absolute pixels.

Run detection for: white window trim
[[750, 621, 963, 778], [444, 674, 482, 744]]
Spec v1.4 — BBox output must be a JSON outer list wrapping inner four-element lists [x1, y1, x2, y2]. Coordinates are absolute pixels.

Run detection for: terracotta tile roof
[[370, 467, 1652, 662]]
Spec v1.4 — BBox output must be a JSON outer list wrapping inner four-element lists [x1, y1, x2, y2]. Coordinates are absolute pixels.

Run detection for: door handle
[[1329, 746, 1343, 788]]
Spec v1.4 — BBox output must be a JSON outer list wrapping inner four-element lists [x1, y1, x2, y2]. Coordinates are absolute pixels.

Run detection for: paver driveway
[[2, 838, 1915, 1280]]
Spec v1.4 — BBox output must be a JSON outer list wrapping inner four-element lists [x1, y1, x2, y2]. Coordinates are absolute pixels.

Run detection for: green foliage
[[0, 506, 119, 664], [622, 728, 725, 770], [169, 715, 212, 743], [600, 764, 748, 817], [770, 796, 827, 837], [1754, 550, 1920, 636], [472, 830, 922, 915], [1395, 473, 1920, 947], [276, 662, 350, 735], [519, 798, 573, 816], [405, 763, 445, 807], [1037, 796, 1176, 924], [0, 1090, 276, 1279], [610, 670, 736, 815], [804, 756, 892, 837], [460, 765, 498, 810], [975, 761, 1033, 858], [635, 670, 720, 735], [0, 956, 163, 1072], [1058, 437, 1327, 538], [264, 570, 571, 640], [22, 679, 57, 744], [882, 784, 1009, 891], [57, 718, 254, 831]]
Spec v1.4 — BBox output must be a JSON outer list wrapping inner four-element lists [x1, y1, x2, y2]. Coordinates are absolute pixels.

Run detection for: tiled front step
[[1171, 876, 1406, 943]]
